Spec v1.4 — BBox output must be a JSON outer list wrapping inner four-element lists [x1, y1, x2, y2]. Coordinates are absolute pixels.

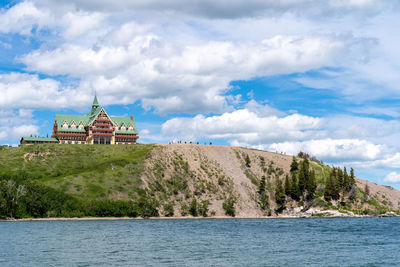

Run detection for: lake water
[[1, 218, 399, 266]]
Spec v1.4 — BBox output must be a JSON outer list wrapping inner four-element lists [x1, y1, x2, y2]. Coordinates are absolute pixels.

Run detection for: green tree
[[289, 173, 300, 201], [0, 180, 26, 218], [163, 203, 174, 217], [275, 179, 286, 212], [350, 168, 356, 187], [259, 193, 269, 211], [284, 174, 291, 196], [258, 175, 266, 195], [298, 159, 310, 196], [290, 156, 299, 172], [343, 167, 350, 191], [324, 169, 340, 201], [199, 200, 210, 217], [307, 170, 317, 200], [223, 196, 236, 216], [245, 154, 251, 168], [189, 198, 198, 216]]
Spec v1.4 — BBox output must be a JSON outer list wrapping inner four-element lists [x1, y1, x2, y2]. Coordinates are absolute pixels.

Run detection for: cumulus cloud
[[62, 11, 107, 39], [384, 172, 400, 183], [0, 109, 39, 143], [161, 104, 400, 168], [162, 107, 322, 143], [0, 1, 52, 35], [0, 72, 91, 110], [32, 0, 398, 19], [18, 33, 365, 114], [267, 139, 387, 162]]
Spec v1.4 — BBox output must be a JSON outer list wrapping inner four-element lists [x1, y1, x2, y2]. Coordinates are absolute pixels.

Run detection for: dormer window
[[128, 125, 134, 131], [78, 122, 84, 129], [70, 121, 76, 129], [120, 124, 126, 131], [62, 121, 69, 129]]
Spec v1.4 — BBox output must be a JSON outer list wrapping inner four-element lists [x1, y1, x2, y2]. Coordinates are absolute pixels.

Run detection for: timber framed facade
[[21, 96, 139, 145]]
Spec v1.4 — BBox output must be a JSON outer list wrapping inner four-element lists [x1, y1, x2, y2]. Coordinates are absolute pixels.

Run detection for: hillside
[[0, 144, 399, 219]]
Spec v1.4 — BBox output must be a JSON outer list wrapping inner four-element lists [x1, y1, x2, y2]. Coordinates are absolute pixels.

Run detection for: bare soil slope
[[145, 144, 400, 216]]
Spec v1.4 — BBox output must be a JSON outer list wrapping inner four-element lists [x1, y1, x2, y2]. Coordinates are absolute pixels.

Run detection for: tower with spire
[[20, 94, 140, 145], [91, 94, 99, 114]]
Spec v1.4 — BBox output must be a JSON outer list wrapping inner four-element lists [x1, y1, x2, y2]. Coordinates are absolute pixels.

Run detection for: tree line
[[257, 155, 357, 214], [0, 172, 159, 219]]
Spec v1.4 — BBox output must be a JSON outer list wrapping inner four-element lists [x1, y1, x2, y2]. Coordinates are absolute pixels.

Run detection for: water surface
[[1, 218, 399, 266]]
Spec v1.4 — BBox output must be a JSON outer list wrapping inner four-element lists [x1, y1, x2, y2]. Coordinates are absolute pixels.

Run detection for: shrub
[[163, 203, 174, 217], [189, 198, 198, 216], [223, 196, 236, 217], [198, 200, 210, 217]]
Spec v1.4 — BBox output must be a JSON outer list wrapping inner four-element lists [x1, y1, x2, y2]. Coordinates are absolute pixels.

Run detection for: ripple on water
[[1, 218, 400, 266]]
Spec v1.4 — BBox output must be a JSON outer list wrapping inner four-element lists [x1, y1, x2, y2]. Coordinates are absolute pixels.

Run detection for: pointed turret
[[91, 94, 99, 113], [92, 94, 99, 108]]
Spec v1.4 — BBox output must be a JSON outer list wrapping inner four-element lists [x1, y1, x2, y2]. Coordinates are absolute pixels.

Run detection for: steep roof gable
[[111, 116, 138, 134]]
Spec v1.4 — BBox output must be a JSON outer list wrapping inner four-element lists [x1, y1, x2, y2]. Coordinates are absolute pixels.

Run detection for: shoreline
[[1, 214, 398, 222]]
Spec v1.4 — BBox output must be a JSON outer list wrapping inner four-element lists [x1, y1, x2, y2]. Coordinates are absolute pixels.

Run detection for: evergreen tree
[[324, 169, 340, 201], [290, 156, 299, 172], [298, 159, 310, 196], [258, 176, 269, 211], [245, 154, 251, 168], [337, 168, 344, 189], [350, 168, 356, 187], [259, 192, 269, 211], [274, 179, 286, 212], [258, 175, 266, 195], [189, 198, 198, 216], [365, 183, 370, 196], [307, 170, 317, 200], [284, 174, 291, 196], [343, 167, 350, 191], [289, 173, 301, 201]]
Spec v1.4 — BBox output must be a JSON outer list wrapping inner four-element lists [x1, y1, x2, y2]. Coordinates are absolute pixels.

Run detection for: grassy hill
[[0, 144, 399, 219]]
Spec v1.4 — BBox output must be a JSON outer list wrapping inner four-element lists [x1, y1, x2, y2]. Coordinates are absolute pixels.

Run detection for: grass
[[0, 144, 154, 200]]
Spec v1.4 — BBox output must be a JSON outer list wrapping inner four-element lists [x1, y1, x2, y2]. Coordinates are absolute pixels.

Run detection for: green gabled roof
[[54, 114, 90, 132], [54, 98, 139, 135], [111, 116, 138, 135], [87, 108, 101, 125], [22, 137, 58, 142]]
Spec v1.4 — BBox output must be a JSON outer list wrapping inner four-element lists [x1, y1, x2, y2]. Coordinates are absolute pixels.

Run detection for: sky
[[1, 0, 400, 187]]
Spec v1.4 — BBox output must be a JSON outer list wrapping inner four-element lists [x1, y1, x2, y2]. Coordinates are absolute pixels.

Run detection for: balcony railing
[[115, 135, 138, 139], [92, 133, 113, 137], [92, 128, 114, 132]]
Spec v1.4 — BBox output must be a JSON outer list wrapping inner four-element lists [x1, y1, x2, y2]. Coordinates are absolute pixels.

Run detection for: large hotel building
[[20, 96, 139, 145]]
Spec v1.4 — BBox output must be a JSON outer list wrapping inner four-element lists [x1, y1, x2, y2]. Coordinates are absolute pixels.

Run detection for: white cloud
[[161, 105, 400, 167], [0, 72, 91, 110], [18, 33, 364, 114], [0, 109, 39, 142], [31, 0, 398, 19], [0, 1, 52, 35], [162, 107, 322, 143], [140, 129, 150, 135], [267, 139, 387, 162], [62, 11, 106, 39], [384, 172, 400, 183]]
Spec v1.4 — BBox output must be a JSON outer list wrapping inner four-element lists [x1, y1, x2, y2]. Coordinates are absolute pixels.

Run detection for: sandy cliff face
[[141, 144, 400, 217]]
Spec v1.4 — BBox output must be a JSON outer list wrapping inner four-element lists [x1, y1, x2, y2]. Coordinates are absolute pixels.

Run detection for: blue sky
[[1, 0, 400, 187]]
